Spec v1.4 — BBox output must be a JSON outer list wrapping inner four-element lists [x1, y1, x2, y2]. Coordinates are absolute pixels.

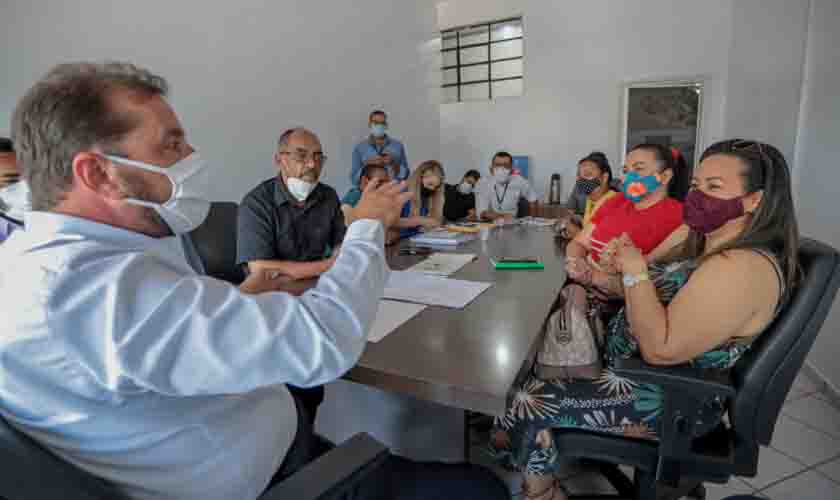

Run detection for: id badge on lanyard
[[494, 183, 509, 209]]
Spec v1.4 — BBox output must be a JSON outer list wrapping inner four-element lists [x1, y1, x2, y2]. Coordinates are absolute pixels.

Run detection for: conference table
[[343, 222, 568, 418]]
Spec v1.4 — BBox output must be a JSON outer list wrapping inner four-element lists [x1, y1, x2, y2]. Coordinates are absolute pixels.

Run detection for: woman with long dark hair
[[491, 139, 798, 500]]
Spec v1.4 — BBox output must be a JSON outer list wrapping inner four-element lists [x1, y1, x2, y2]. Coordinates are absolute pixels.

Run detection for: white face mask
[[493, 168, 511, 184], [458, 182, 474, 195], [286, 177, 318, 202], [105, 152, 211, 235], [0, 180, 32, 221]]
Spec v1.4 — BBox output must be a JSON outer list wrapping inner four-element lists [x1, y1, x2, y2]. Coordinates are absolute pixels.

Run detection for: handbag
[[536, 282, 605, 380]]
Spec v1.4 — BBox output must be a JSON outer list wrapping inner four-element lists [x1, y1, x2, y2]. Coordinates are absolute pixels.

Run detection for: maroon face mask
[[683, 189, 746, 234]]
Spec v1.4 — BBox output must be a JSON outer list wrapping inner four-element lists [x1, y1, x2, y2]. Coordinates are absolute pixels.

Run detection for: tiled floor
[[470, 373, 840, 499]]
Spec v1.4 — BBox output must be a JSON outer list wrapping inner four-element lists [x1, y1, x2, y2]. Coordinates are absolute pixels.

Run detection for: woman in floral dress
[[490, 140, 800, 500]]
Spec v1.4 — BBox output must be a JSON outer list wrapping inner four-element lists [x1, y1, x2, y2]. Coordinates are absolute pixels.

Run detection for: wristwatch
[[622, 271, 650, 288]]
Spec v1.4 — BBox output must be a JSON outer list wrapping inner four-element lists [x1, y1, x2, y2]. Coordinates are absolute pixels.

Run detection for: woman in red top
[[566, 143, 690, 290]]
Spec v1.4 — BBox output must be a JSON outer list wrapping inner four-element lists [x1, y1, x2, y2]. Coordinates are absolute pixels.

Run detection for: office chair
[[187, 201, 246, 284], [540, 238, 840, 499], [0, 201, 392, 499], [0, 414, 388, 500]]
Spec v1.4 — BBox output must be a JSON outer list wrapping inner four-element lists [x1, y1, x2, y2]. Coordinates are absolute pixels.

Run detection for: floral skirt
[[488, 369, 664, 475], [488, 363, 727, 476]]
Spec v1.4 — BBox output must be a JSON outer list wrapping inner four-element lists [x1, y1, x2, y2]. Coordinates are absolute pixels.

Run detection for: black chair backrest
[[730, 238, 840, 445], [187, 201, 245, 285], [0, 415, 126, 500]]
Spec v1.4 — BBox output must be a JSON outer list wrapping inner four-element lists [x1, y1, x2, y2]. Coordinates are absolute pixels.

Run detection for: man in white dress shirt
[[0, 62, 508, 500], [475, 151, 539, 222]]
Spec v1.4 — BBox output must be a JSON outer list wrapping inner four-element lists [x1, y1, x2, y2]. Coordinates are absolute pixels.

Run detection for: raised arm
[[51, 220, 388, 396]]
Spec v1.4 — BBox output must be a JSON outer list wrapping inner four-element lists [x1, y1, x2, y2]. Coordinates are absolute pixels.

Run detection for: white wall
[[436, 0, 808, 200], [724, 0, 811, 162], [0, 0, 441, 202], [793, 0, 840, 390]]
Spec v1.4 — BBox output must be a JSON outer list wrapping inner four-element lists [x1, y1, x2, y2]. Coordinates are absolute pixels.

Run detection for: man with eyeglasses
[[237, 128, 346, 423]]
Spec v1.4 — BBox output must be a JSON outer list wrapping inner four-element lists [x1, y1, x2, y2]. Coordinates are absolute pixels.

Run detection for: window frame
[[441, 16, 524, 103], [620, 79, 705, 167]]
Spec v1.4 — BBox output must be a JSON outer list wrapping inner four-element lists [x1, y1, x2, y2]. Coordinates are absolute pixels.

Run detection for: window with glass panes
[[441, 17, 523, 103]]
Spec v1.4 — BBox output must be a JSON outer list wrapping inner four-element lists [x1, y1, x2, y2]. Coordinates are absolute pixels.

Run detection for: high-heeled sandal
[[522, 478, 569, 500]]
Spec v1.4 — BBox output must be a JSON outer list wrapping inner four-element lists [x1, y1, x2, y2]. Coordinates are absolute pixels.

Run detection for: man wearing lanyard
[[350, 110, 409, 186], [0, 61, 508, 500], [476, 151, 539, 221]]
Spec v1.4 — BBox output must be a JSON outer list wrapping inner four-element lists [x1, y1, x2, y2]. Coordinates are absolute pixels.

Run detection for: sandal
[[522, 478, 569, 500]]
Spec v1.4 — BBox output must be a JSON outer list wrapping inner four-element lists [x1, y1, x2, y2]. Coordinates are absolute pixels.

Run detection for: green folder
[[492, 260, 545, 270]]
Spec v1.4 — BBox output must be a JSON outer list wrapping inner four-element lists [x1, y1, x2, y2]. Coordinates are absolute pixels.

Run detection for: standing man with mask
[[350, 110, 409, 186], [476, 151, 539, 221], [0, 61, 508, 500]]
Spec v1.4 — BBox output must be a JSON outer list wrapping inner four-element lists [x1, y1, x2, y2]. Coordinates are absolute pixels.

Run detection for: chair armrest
[[259, 433, 389, 500], [612, 357, 735, 399], [614, 358, 736, 487]]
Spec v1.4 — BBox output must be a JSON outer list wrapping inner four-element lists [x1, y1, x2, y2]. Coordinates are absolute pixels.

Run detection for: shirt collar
[[19, 211, 194, 273], [22, 211, 161, 250], [368, 135, 390, 147]]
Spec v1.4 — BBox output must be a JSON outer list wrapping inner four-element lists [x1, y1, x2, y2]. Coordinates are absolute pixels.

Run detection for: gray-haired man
[[0, 61, 508, 500]]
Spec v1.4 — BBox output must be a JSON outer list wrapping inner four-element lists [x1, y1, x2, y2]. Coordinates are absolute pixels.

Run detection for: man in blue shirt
[[1, 61, 507, 500], [350, 110, 409, 186]]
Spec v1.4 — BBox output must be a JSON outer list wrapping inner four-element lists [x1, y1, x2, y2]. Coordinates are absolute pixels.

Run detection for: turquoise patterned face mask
[[622, 171, 663, 203]]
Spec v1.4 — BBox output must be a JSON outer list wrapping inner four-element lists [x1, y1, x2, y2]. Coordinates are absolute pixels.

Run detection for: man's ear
[[72, 152, 122, 199]]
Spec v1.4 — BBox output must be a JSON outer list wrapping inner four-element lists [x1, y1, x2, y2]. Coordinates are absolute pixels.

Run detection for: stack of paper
[[408, 253, 476, 276], [446, 222, 494, 234], [383, 270, 492, 309], [517, 216, 557, 227], [410, 229, 476, 247], [367, 300, 427, 343]]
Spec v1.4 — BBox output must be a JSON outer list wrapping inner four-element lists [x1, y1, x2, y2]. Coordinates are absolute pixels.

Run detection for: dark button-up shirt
[[237, 178, 346, 266]]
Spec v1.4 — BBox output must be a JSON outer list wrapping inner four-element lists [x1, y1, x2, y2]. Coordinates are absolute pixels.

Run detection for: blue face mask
[[370, 124, 387, 138], [621, 171, 663, 203]]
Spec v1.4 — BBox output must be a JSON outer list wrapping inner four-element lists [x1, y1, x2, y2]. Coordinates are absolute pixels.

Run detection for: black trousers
[[267, 395, 510, 500], [286, 384, 325, 426]]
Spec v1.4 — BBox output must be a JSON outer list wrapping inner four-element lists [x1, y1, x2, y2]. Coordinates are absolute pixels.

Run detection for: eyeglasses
[[731, 139, 765, 155], [279, 150, 327, 164]]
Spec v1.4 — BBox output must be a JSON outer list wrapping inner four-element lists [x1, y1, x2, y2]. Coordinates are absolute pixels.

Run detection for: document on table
[[516, 216, 557, 227], [383, 270, 492, 309], [408, 253, 476, 276], [368, 300, 427, 342]]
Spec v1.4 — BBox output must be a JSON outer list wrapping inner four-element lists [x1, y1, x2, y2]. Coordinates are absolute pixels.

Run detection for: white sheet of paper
[[368, 300, 427, 342], [383, 270, 492, 309], [517, 216, 556, 227], [408, 253, 476, 276]]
